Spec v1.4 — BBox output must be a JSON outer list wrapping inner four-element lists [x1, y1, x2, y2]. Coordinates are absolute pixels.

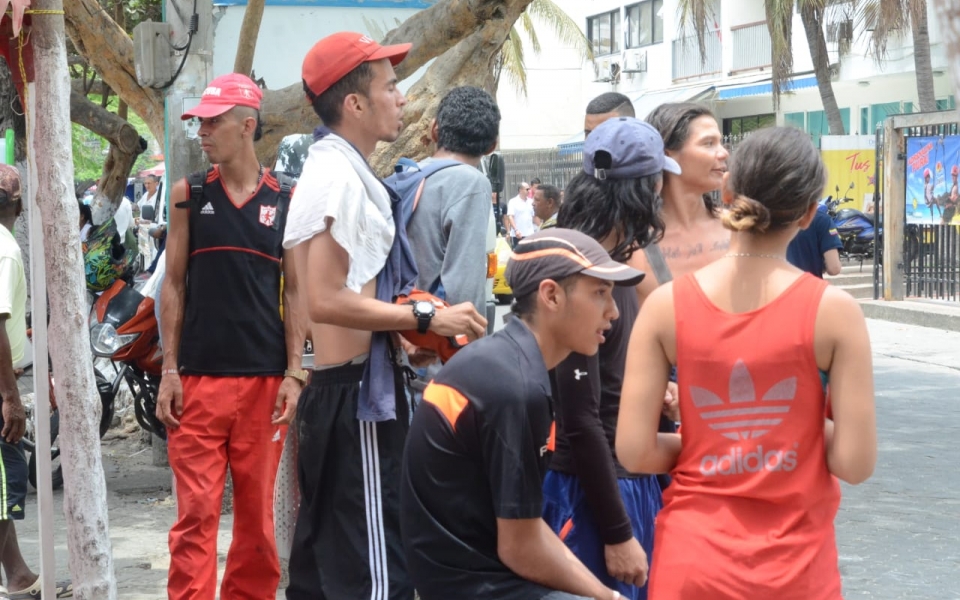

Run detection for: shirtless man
[[281, 32, 486, 600]]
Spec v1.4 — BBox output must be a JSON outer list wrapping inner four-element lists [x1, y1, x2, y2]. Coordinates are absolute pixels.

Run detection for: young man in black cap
[[282, 32, 487, 600], [400, 228, 643, 600]]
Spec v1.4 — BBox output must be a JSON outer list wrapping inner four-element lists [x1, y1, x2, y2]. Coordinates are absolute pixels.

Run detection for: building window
[[588, 10, 621, 56], [723, 114, 775, 136], [626, 0, 664, 48]]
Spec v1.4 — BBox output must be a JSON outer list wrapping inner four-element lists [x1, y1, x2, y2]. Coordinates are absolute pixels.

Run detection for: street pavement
[[12, 311, 960, 598]]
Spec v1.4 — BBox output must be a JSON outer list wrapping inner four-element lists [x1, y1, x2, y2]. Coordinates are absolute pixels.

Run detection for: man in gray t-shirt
[[407, 86, 501, 315]]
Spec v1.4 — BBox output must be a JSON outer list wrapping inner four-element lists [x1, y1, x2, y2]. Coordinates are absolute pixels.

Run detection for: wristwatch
[[412, 300, 436, 334], [284, 369, 309, 385]]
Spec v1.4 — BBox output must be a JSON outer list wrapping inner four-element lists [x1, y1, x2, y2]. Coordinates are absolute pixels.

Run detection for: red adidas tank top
[[649, 272, 842, 600]]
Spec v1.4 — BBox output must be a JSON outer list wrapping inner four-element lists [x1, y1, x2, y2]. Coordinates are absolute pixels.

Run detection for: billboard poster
[[905, 135, 960, 225]]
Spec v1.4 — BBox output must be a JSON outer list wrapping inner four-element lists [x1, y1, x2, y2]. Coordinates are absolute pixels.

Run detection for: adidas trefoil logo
[[200, 202, 215, 215], [691, 359, 800, 477]]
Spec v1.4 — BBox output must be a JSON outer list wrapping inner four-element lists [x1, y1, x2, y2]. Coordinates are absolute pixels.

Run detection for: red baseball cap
[[181, 73, 263, 121], [302, 32, 412, 99]]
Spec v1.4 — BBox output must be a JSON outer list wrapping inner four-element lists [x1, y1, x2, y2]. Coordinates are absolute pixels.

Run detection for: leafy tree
[[678, 0, 846, 134]]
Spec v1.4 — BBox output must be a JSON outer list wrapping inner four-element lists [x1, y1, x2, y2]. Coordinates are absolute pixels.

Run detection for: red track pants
[[167, 375, 286, 600]]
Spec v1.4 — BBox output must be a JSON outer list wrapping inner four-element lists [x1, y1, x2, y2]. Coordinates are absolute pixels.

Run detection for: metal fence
[[904, 224, 960, 301], [899, 123, 960, 302], [501, 147, 585, 195]]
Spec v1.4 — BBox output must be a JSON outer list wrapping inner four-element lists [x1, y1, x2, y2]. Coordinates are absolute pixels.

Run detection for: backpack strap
[[408, 159, 463, 215], [643, 244, 673, 285], [175, 171, 206, 210], [273, 172, 294, 233]]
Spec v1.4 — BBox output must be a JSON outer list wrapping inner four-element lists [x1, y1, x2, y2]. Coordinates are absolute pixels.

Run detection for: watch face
[[415, 300, 435, 315]]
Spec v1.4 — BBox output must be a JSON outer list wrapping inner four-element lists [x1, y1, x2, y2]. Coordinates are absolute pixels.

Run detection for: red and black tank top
[[178, 166, 289, 376]]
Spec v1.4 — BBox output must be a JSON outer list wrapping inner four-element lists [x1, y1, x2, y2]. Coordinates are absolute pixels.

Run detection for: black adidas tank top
[[178, 166, 288, 376]]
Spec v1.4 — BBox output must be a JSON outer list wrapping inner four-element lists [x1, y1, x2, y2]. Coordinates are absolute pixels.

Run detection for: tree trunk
[[64, 0, 164, 141], [233, 0, 266, 76], [70, 90, 146, 222], [66, 0, 519, 170], [32, 1, 118, 598], [932, 0, 960, 106], [912, 1, 937, 112], [800, 1, 845, 135], [369, 0, 531, 174]]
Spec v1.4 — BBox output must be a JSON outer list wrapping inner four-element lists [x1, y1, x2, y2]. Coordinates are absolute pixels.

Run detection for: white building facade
[[498, 0, 958, 150]]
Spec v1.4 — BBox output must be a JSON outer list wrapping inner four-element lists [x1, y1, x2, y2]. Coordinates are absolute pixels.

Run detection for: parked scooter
[[89, 278, 166, 441], [821, 182, 875, 262]]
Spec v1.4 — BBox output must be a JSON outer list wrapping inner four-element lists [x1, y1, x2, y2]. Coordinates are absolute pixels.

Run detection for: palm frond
[[854, 0, 908, 62], [520, 11, 542, 56], [500, 27, 529, 97], [675, 0, 712, 66], [767, 0, 796, 108], [526, 0, 594, 61], [362, 15, 388, 42]]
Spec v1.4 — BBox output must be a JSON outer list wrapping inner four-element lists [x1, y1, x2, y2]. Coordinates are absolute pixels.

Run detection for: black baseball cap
[[505, 228, 645, 298], [584, 116, 682, 180]]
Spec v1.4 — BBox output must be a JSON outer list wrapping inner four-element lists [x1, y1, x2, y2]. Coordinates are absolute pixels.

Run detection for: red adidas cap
[[302, 32, 412, 99], [181, 73, 263, 121]]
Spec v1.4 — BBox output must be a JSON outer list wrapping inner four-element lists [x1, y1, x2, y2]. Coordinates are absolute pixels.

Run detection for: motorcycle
[[821, 182, 875, 262], [89, 278, 166, 441], [20, 325, 115, 490]]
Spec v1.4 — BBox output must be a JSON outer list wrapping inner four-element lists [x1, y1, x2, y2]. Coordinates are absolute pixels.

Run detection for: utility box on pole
[[133, 21, 175, 88]]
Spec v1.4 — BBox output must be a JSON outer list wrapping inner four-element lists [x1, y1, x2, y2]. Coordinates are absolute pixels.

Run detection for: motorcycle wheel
[[27, 447, 63, 491]]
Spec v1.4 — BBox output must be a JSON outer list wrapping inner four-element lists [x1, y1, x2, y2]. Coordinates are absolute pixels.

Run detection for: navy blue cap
[[583, 117, 681, 180]]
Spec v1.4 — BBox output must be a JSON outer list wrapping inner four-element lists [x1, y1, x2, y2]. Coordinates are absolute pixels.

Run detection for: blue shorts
[[542, 471, 662, 600]]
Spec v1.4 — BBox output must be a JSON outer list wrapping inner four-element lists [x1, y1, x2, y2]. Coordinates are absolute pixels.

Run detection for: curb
[[860, 299, 960, 333]]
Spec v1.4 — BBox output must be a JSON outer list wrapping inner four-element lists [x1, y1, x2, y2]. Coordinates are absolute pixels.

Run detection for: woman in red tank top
[[616, 127, 877, 599]]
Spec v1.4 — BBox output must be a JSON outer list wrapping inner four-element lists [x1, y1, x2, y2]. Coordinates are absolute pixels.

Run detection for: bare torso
[[631, 214, 731, 304], [311, 278, 377, 366]]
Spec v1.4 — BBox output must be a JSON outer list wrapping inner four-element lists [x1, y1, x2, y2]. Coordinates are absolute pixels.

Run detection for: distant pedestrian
[[533, 183, 561, 230], [617, 126, 876, 599], [505, 182, 536, 247], [787, 206, 842, 277], [401, 228, 644, 600]]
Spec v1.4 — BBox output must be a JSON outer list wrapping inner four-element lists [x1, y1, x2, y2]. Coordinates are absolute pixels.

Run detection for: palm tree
[[857, 0, 936, 112], [677, 0, 846, 134], [495, 0, 594, 96]]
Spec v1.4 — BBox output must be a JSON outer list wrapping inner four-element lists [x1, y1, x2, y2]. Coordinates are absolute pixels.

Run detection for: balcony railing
[[672, 33, 721, 81], [732, 21, 772, 72]]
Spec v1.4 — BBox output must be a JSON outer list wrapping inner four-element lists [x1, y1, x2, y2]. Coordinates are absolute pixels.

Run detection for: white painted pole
[[25, 81, 56, 599]]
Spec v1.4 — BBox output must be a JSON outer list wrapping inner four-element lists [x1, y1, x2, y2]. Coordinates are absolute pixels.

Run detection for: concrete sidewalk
[[860, 298, 960, 332]]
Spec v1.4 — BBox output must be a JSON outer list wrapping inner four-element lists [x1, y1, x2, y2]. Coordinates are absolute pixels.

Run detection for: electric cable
[[156, 0, 199, 89]]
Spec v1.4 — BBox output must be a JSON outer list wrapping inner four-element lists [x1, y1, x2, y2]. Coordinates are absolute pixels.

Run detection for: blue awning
[[557, 141, 584, 156], [718, 75, 819, 100]]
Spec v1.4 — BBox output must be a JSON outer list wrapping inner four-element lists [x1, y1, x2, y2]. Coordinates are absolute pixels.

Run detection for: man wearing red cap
[[156, 72, 306, 599], [281, 32, 486, 600]]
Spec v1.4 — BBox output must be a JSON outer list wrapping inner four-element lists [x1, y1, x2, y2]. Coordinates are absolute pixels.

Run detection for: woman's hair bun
[[722, 195, 772, 234]]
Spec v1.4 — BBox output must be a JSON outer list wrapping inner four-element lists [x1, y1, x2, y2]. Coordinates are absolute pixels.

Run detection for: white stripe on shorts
[[360, 421, 389, 600]]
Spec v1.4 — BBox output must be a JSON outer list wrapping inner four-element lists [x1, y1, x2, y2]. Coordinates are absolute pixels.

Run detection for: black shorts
[[286, 362, 412, 600], [0, 415, 28, 521]]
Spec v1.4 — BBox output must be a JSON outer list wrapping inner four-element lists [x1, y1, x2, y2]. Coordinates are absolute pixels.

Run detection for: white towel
[[282, 133, 394, 293]]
